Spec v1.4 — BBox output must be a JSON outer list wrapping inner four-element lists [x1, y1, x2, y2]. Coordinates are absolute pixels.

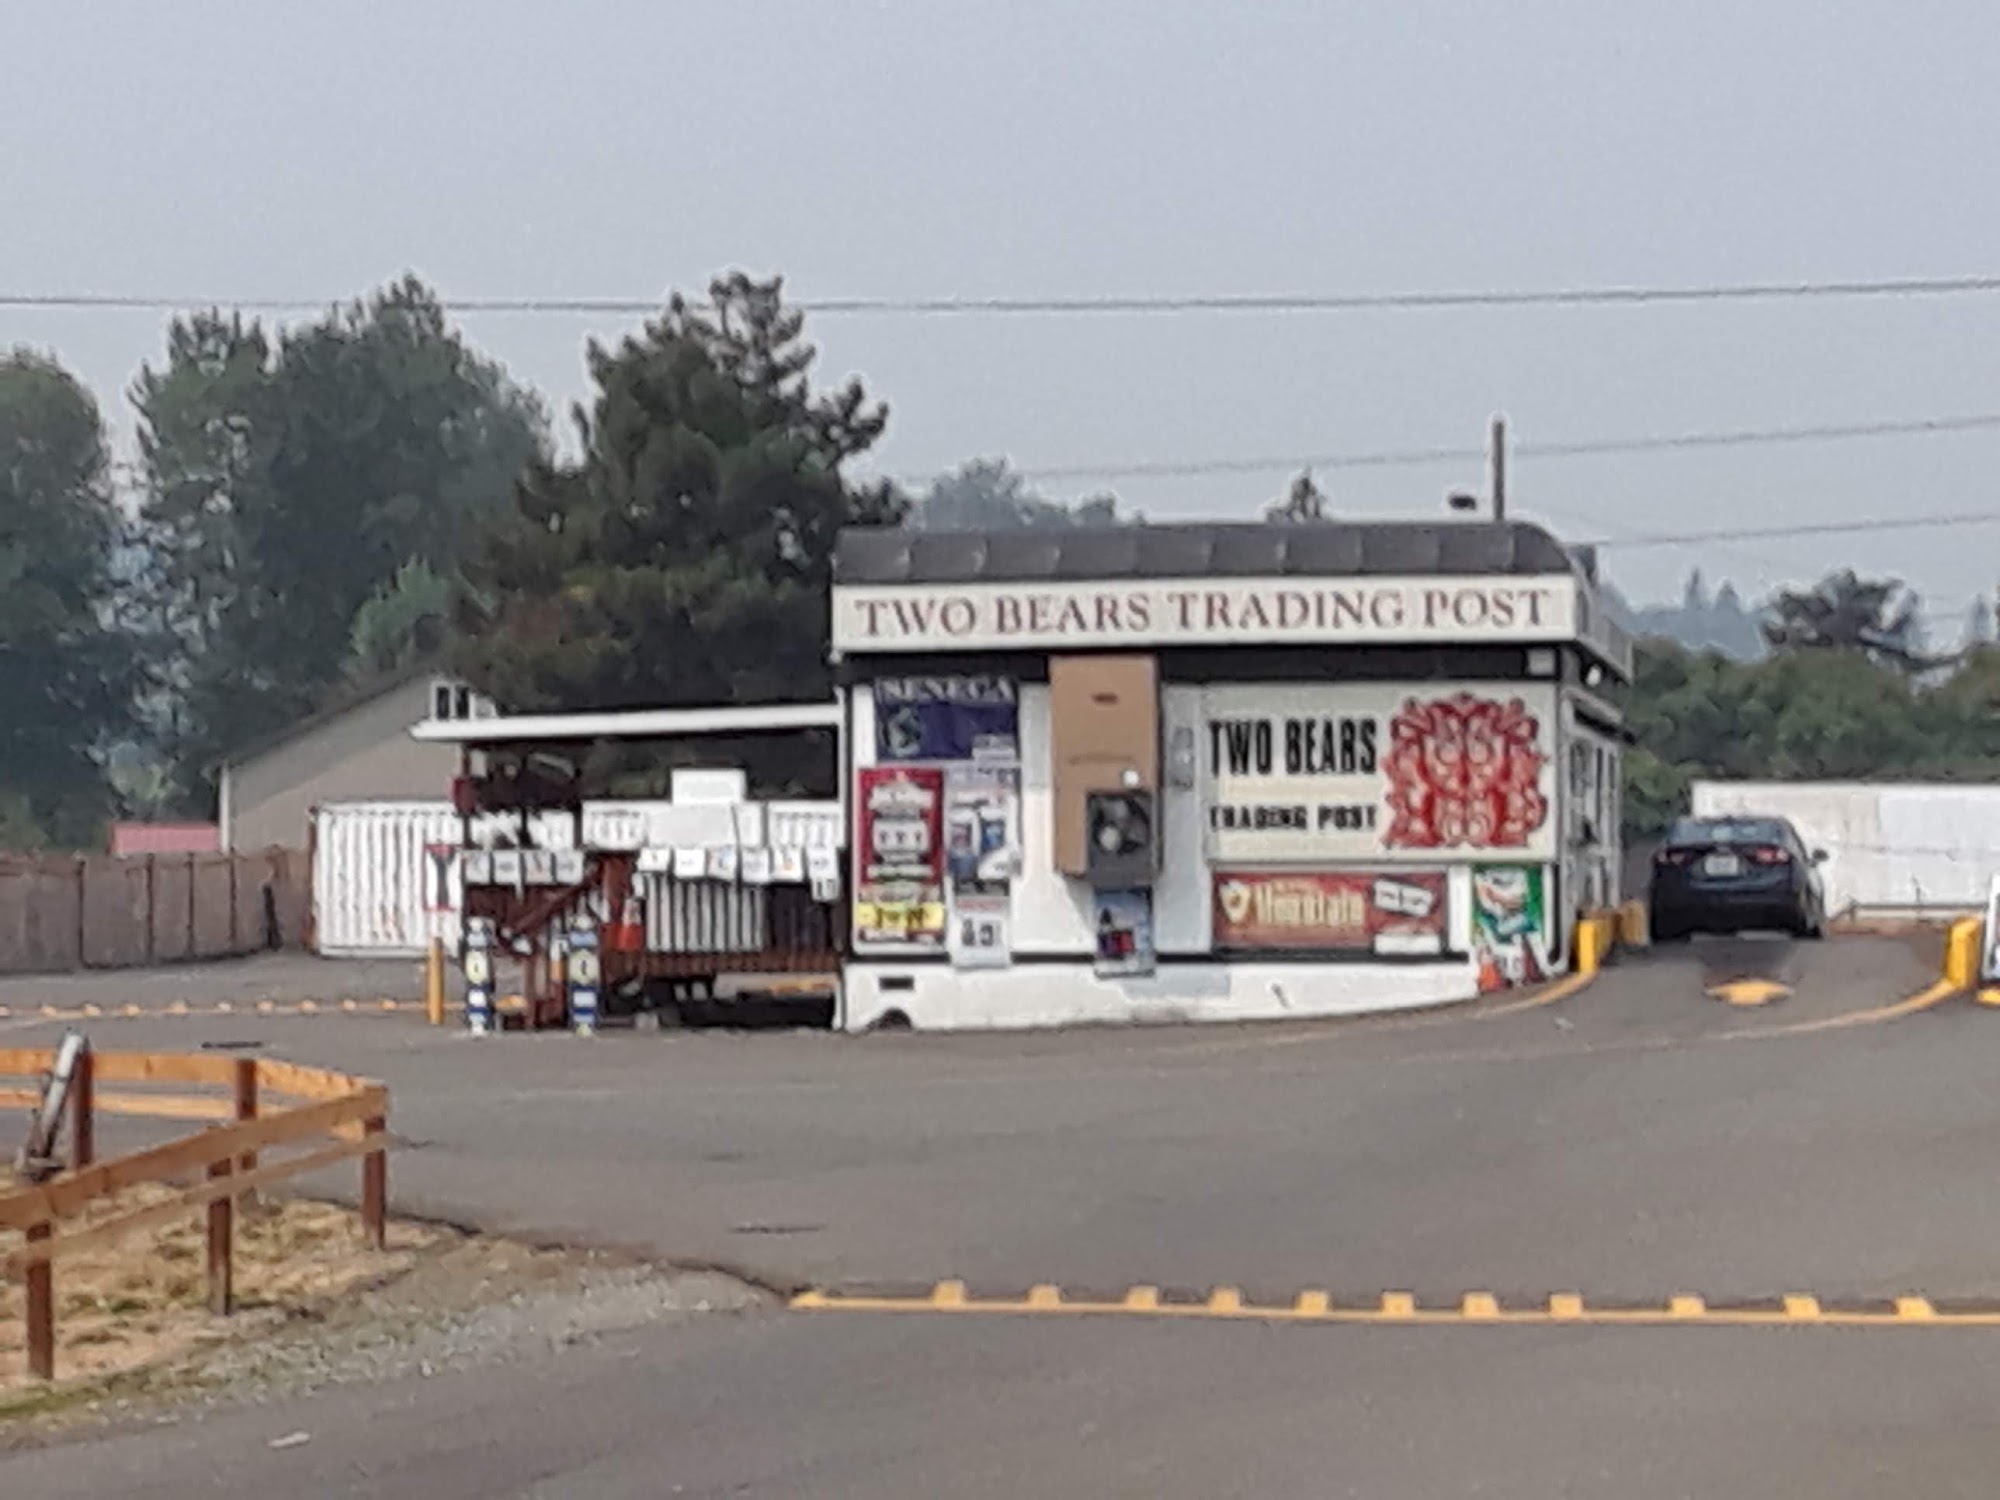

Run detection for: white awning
[[410, 701, 843, 744]]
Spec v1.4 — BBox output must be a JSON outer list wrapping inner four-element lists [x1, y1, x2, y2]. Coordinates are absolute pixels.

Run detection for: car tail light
[[1748, 845, 1790, 865], [1656, 848, 1696, 867]]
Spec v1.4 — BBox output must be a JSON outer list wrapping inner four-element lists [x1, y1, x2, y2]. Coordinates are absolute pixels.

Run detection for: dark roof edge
[[219, 657, 453, 773], [834, 519, 1588, 585]]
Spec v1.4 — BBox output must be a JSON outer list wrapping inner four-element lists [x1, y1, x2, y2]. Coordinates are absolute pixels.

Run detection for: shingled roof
[[835, 520, 1585, 586]]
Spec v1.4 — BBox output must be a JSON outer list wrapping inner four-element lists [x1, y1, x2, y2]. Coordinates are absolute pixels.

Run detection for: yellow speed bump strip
[[791, 1284, 2000, 1328], [0, 998, 425, 1022]]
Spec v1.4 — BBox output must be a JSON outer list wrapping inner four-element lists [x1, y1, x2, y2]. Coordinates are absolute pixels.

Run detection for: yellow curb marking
[[1476, 968, 1597, 1019], [1727, 977, 1959, 1040], [794, 1284, 2000, 1328]]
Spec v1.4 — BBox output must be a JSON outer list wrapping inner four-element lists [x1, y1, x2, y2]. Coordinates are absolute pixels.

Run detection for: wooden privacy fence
[[0, 848, 310, 976], [0, 1047, 389, 1381]]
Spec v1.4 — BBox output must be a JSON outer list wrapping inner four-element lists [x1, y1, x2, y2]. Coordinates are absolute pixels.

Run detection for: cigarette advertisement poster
[[1093, 888, 1155, 978], [875, 675, 1019, 763], [1471, 864, 1550, 991], [1212, 870, 1447, 954], [854, 766, 946, 945]]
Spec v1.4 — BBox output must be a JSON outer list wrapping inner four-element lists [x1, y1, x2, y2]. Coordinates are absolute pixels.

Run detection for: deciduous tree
[[0, 351, 134, 844], [134, 279, 545, 801]]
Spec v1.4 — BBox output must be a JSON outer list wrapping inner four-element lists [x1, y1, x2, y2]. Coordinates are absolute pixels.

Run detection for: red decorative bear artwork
[[1382, 693, 1549, 849]]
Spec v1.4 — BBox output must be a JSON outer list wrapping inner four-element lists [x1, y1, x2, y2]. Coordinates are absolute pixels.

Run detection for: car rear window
[[1666, 818, 1788, 847]]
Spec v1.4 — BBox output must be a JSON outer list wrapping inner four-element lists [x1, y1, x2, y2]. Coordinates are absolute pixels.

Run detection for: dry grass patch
[[1, 1185, 441, 1396]]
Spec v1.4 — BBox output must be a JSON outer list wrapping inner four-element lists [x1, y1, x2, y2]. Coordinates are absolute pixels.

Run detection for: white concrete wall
[[844, 956, 1478, 1032], [1689, 780, 2000, 915]]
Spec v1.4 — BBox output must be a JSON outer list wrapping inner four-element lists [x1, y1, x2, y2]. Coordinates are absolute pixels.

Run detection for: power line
[[1584, 509, 2000, 551], [1008, 411, 2000, 483], [9, 272, 2000, 319]]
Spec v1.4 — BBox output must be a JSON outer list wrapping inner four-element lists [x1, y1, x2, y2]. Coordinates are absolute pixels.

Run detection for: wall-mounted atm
[[1049, 654, 1160, 887]]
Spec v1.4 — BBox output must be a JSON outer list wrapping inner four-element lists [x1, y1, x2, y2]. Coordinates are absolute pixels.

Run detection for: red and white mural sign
[[1203, 682, 1556, 863], [1382, 693, 1550, 850]]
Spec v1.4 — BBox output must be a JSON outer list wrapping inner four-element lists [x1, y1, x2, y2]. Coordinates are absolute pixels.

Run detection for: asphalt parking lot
[[8, 930, 2000, 1497]]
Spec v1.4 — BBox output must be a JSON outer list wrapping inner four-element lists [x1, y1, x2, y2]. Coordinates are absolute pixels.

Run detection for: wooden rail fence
[[1, 1046, 389, 1381]]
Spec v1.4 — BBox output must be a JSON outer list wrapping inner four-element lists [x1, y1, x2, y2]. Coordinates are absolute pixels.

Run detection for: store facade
[[832, 521, 1632, 1032]]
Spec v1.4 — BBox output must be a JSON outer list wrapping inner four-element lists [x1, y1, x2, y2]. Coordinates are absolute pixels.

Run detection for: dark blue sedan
[[1649, 815, 1828, 941]]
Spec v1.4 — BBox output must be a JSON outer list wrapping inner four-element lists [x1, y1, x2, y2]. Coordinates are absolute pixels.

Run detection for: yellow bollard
[[1943, 915, 1983, 992], [425, 936, 448, 1027], [1574, 912, 1614, 976], [1617, 900, 1650, 948]]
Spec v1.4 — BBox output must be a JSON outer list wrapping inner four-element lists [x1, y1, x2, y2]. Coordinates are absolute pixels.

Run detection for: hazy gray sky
[[8, 1, 2000, 623]]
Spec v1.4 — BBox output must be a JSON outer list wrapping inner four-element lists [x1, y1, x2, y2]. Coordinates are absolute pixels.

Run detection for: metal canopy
[[409, 701, 843, 745]]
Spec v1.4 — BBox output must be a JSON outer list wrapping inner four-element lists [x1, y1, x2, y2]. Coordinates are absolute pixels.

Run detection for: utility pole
[[1446, 414, 1512, 521]]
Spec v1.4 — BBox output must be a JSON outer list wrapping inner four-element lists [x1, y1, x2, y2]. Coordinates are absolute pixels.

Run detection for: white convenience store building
[[832, 520, 1633, 1032]]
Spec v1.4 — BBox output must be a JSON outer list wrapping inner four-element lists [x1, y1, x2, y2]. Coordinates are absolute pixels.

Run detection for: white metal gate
[[312, 801, 461, 956]]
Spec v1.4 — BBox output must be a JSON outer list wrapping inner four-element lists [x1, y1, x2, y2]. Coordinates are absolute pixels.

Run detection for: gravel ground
[[1, 1231, 768, 1448]]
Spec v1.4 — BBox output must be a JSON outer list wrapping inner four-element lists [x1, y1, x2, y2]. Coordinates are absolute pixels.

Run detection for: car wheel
[[1650, 912, 1688, 943]]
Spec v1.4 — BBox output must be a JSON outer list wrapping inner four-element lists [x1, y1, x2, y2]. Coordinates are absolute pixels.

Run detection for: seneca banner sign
[[1203, 681, 1558, 863], [832, 575, 1581, 653]]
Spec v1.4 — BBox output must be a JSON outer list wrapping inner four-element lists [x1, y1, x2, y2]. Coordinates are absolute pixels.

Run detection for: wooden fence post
[[26, 1220, 54, 1380], [234, 1058, 259, 1207], [70, 1045, 95, 1172], [361, 1114, 388, 1251], [205, 1158, 234, 1316], [73, 855, 87, 971], [145, 855, 158, 965]]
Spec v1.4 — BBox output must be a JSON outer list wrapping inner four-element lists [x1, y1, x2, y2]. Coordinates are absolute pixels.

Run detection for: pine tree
[[456, 274, 903, 718]]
